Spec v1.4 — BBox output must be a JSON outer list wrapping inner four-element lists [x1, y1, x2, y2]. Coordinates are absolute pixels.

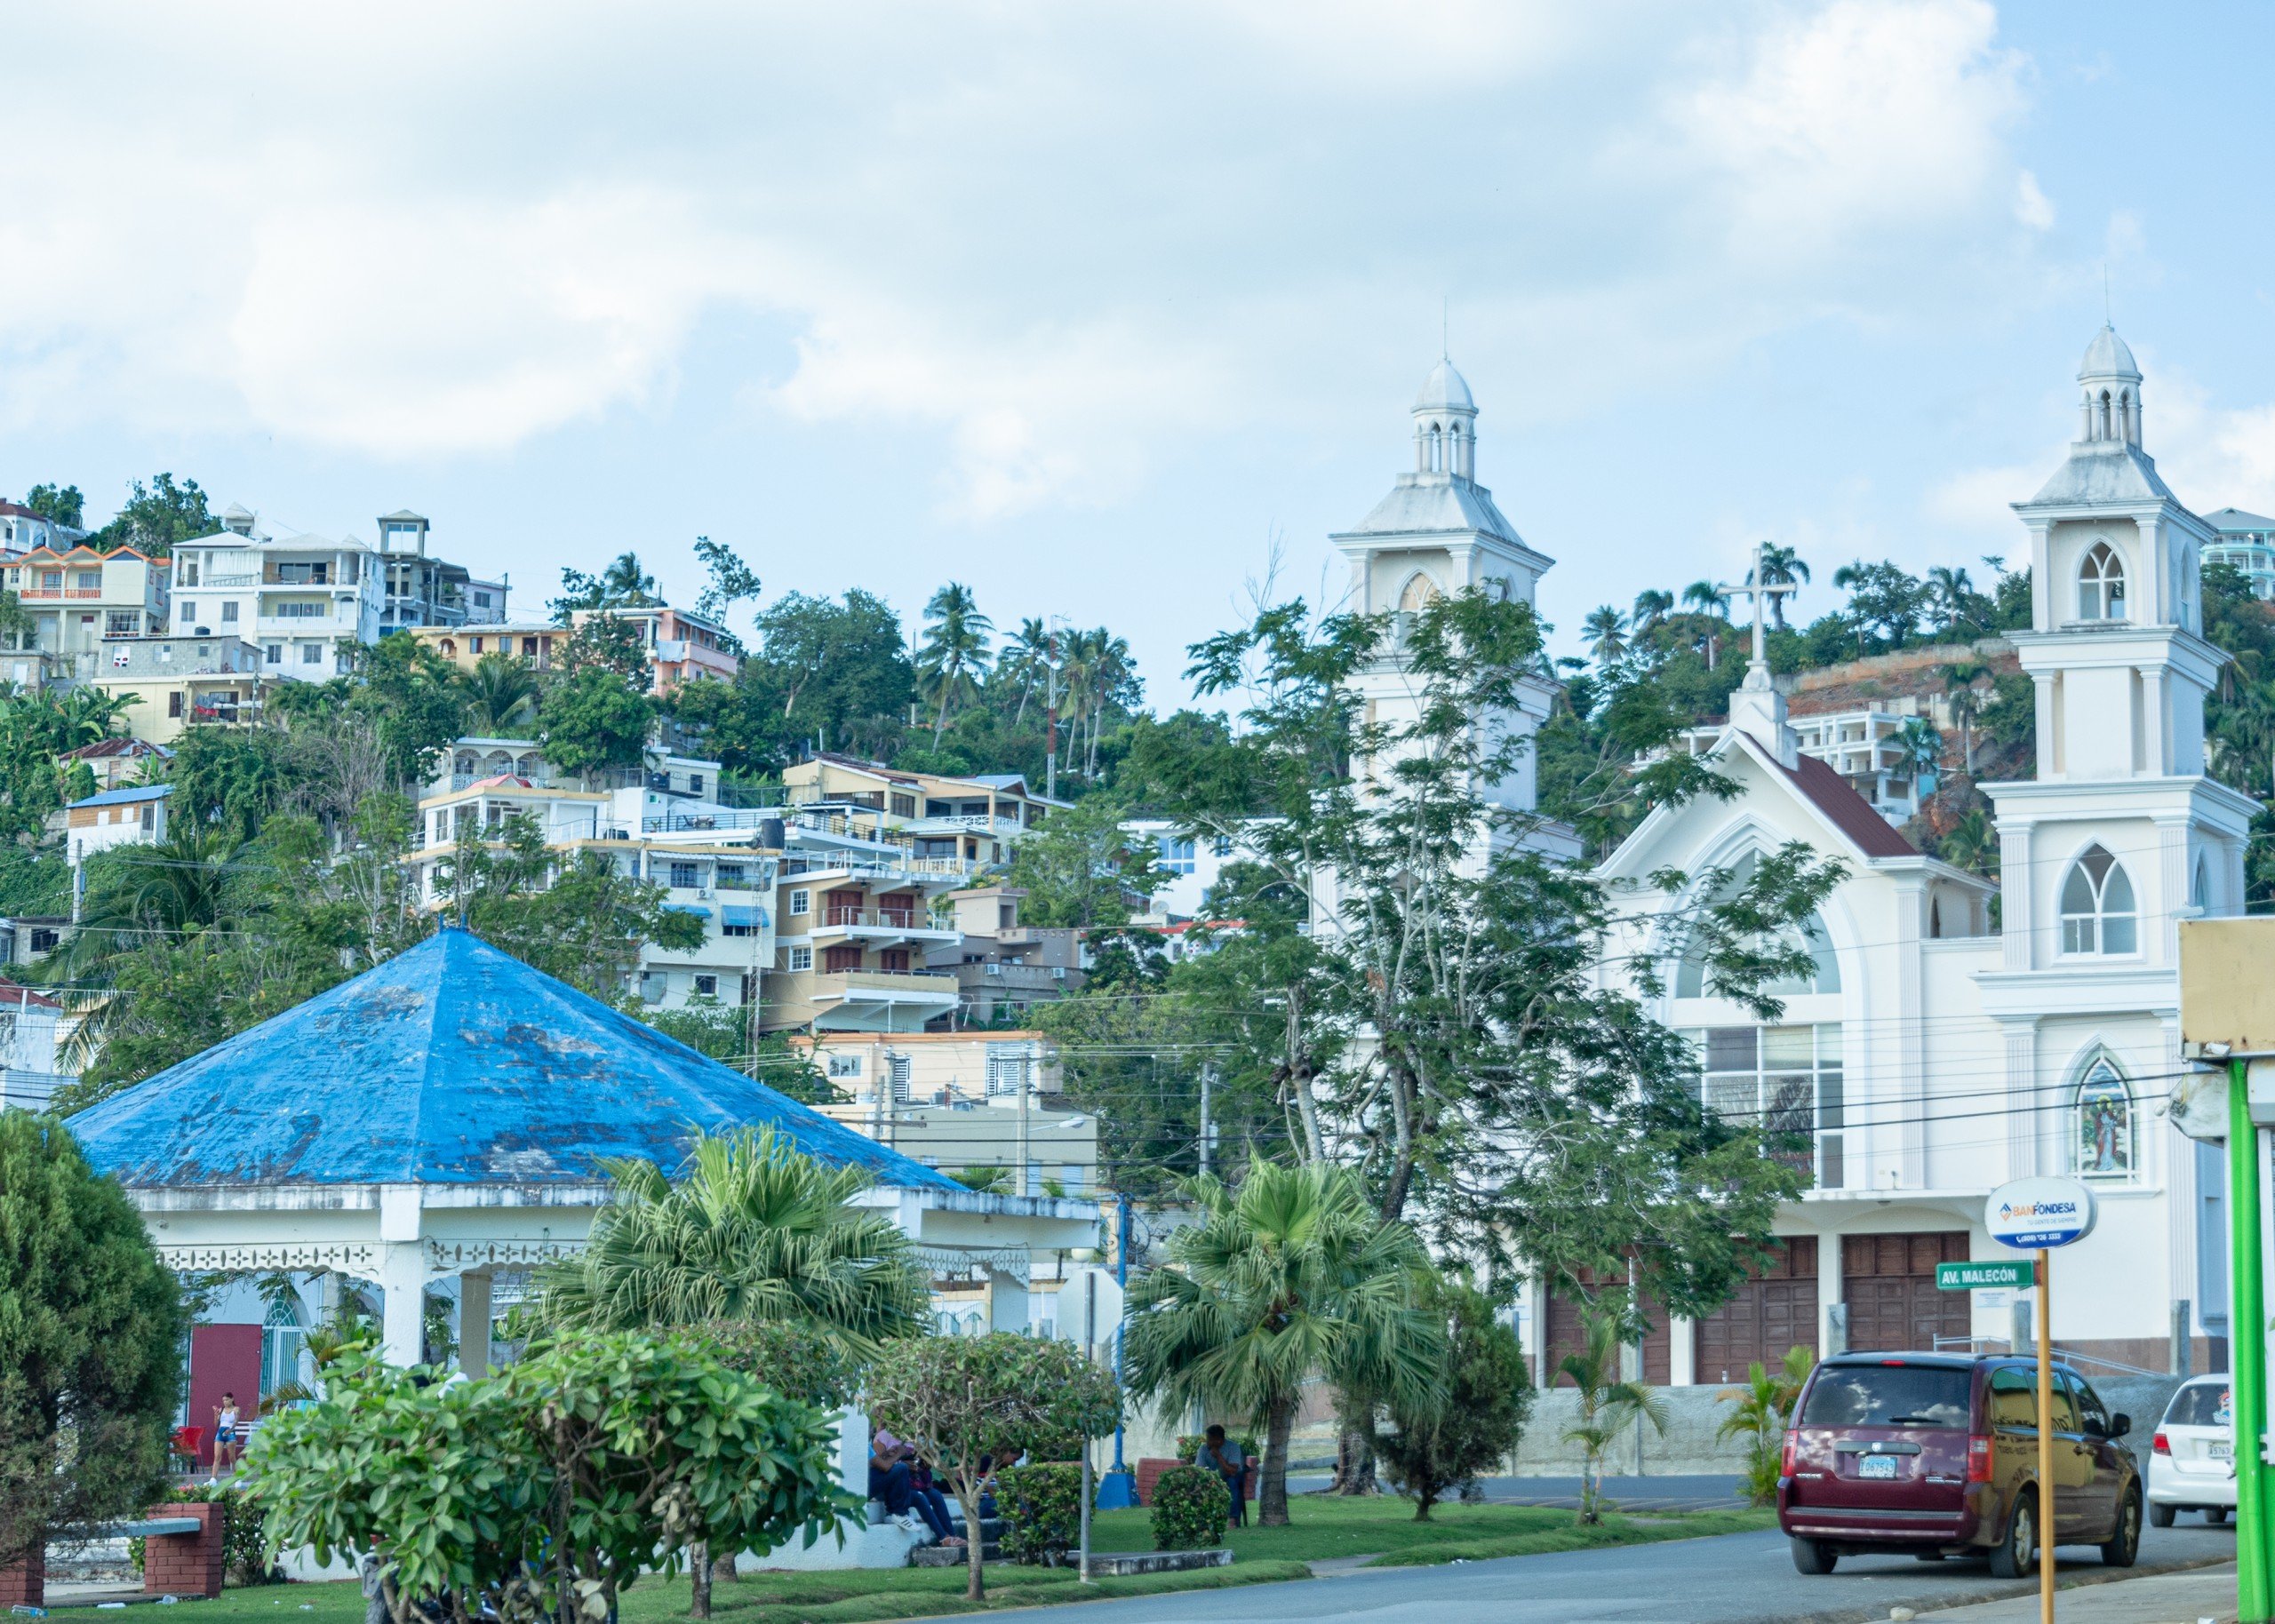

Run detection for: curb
[[1738, 1553, 2237, 1624]]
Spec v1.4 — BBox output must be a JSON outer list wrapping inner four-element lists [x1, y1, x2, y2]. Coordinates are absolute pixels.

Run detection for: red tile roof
[[60, 737, 170, 760], [1748, 736, 1918, 858]]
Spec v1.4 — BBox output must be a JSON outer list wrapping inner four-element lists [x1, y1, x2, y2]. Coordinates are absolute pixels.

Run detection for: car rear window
[[1801, 1365, 1972, 1429], [2165, 1382, 2231, 1428]]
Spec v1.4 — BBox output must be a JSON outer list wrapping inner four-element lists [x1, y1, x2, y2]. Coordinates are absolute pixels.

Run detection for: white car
[[2147, 1373, 2235, 1526]]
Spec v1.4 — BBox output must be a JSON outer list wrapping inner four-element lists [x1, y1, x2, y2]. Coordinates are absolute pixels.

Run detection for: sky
[[1, 1, 2271, 701]]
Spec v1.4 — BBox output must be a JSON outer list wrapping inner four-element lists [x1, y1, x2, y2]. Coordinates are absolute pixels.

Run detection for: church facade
[[1335, 330, 2250, 1383]]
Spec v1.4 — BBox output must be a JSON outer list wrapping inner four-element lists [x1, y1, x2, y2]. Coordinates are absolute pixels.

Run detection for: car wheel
[[2208, 1507, 2230, 1525], [2100, 1486, 2142, 1569], [1791, 1536, 1839, 1575], [1990, 1489, 2038, 1580], [2149, 1502, 2175, 1529]]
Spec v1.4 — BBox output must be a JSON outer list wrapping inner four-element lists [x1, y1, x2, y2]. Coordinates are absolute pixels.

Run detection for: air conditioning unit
[[1050, 966, 1067, 980], [984, 962, 1003, 976]]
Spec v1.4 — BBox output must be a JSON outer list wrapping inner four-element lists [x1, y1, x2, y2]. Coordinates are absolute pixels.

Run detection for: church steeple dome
[[2077, 322, 2143, 448], [1412, 357, 1479, 480]]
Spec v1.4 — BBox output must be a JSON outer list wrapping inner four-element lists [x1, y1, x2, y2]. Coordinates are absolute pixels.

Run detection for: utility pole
[[1197, 1063, 1214, 1177], [1044, 627, 1060, 802], [1018, 1040, 1034, 1197]]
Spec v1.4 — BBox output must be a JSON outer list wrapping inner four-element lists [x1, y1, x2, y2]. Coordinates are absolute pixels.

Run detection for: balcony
[[806, 968, 961, 1028], [812, 906, 957, 942], [909, 813, 1026, 837]]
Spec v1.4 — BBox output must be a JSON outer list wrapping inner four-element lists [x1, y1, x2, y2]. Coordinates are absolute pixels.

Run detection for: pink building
[[569, 604, 739, 693]]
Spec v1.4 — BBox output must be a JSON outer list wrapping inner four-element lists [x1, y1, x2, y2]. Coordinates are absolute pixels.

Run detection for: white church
[[1330, 327, 2250, 1386]]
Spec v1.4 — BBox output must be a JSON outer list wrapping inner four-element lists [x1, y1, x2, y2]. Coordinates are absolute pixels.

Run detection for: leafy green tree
[[254, 1334, 852, 1624], [534, 1126, 928, 1359], [23, 484, 84, 528], [0, 1114, 187, 1569], [867, 1333, 1122, 1600], [539, 667, 653, 777], [1002, 793, 1158, 927], [673, 590, 916, 773], [352, 633, 468, 786], [917, 582, 994, 747], [633, 998, 826, 1101], [560, 613, 655, 689], [1831, 559, 1930, 650], [88, 473, 212, 553], [550, 553, 659, 621], [440, 813, 699, 998], [1155, 587, 1834, 1295], [1123, 1158, 1444, 1526], [1346, 1274, 1534, 1519], [1557, 1297, 1668, 1524], [691, 537, 762, 636]]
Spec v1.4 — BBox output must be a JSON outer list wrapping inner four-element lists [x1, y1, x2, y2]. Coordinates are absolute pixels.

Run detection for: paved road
[[1032, 1513, 2239, 1624], [1284, 1475, 1752, 1511]]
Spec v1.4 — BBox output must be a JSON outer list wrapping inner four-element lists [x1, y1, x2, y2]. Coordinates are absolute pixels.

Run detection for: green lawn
[[164, 1495, 1773, 1624]]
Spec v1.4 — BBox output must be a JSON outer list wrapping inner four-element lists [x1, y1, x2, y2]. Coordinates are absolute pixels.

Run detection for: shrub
[[995, 1463, 1081, 1565], [128, 1483, 275, 1588], [1150, 1466, 1230, 1551]]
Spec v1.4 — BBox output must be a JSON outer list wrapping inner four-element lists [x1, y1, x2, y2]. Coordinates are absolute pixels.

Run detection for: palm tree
[[1714, 1345, 1816, 1507], [457, 653, 540, 736], [1894, 716, 1944, 787], [600, 552, 658, 607], [1583, 606, 1629, 667], [1943, 662, 1990, 774], [1558, 1297, 1669, 1524], [1940, 806, 2000, 880], [1751, 545, 1810, 628], [1928, 566, 1977, 638], [1681, 581, 1730, 669], [1632, 589, 1674, 634], [534, 1126, 929, 1358], [1002, 617, 1053, 726], [916, 582, 994, 748], [1123, 1158, 1444, 1527]]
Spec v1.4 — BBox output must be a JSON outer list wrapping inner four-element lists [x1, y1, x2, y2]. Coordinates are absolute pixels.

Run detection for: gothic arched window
[[2074, 1057, 2135, 1179], [2059, 844, 2137, 955], [1398, 572, 1442, 614], [259, 1292, 305, 1398], [2078, 541, 2127, 620], [1675, 852, 1841, 997]]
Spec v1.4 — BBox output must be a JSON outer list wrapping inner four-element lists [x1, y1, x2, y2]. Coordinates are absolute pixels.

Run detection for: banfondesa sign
[[1984, 1176, 2098, 1250]]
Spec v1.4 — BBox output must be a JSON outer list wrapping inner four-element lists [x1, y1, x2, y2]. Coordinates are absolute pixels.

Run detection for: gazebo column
[[378, 1184, 427, 1365], [459, 1270, 493, 1375]]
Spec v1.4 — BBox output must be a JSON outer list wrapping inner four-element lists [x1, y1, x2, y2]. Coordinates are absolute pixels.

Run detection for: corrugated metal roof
[[68, 784, 172, 809], [66, 927, 958, 1192]]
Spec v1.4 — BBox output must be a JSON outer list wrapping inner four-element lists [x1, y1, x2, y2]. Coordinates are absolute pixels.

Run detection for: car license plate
[[2214, 1441, 2234, 1461], [1859, 1454, 1898, 1480]]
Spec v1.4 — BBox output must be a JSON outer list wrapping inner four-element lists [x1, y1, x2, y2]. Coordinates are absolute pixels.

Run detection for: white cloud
[[2016, 170, 2055, 230], [1670, 0, 2028, 263], [0, 0, 2056, 521]]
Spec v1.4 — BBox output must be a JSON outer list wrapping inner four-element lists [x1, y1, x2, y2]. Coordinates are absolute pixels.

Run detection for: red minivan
[[1779, 1353, 2142, 1575]]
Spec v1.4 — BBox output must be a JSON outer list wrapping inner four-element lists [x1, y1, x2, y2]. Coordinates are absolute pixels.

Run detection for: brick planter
[[1133, 1457, 1181, 1507], [142, 1502, 225, 1599], [0, 1545, 43, 1610]]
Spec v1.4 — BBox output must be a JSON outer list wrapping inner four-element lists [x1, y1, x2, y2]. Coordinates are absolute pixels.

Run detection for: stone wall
[[1512, 1387, 1757, 1477]]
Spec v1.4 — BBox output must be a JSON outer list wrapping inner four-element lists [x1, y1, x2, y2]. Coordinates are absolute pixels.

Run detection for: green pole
[[2230, 1057, 2271, 1624]]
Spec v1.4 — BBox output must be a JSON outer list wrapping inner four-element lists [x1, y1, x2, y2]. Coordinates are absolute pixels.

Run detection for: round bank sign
[[1984, 1177, 2097, 1249]]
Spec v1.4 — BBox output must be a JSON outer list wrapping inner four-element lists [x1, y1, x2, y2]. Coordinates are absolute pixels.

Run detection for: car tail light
[[1966, 1434, 1993, 1484], [2153, 1430, 2171, 1456], [1782, 1430, 1797, 1476]]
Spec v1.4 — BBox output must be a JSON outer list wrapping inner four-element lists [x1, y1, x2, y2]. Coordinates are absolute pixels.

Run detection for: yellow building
[[781, 754, 1066, 869], [89, 635, 267, 744], [403, 622, 566, 674]]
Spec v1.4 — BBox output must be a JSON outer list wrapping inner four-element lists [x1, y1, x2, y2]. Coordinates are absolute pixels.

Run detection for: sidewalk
[[1914, 1562, 2237, 1624]]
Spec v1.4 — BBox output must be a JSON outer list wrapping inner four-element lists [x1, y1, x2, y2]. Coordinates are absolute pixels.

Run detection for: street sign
[[1984, 1176, 2097, 1249], [1936, 1259, 2034, 1292]]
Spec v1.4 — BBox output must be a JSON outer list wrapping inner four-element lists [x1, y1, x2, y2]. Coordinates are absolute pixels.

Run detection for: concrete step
[[909, 1540, 1001, 1567]]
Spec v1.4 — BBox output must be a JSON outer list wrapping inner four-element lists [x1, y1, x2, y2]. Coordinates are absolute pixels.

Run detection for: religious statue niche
[[2074, 1058, 2134, 1178]]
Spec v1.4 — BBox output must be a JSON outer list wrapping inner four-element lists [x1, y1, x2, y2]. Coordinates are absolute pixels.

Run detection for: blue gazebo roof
[[67, 927, 958, 1192]]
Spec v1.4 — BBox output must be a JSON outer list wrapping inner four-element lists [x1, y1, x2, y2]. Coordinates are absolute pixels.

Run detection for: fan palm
[[1632, 589, 1674, 633], [1123, 1158, 1444, 1526], [1582, 606, 1629, 667], [1715, 1344, 1816, 1506], [917, 582, 994, 747], [1893, 716, 1944, 783], [600, 552, 658, 607], [1681, 581, 1730, 669], [534, 1126, 928, 1358], [1559, 1297, 1669, 1524], [1003, 617, 1053, 725], [1940, 807, 1999, 879], [1928, 565, 1977, 637], [457, 653, 540, 736]]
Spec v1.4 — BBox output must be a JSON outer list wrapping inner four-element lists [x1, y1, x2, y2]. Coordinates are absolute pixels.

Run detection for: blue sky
[[0, 2, 2269, 701]]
